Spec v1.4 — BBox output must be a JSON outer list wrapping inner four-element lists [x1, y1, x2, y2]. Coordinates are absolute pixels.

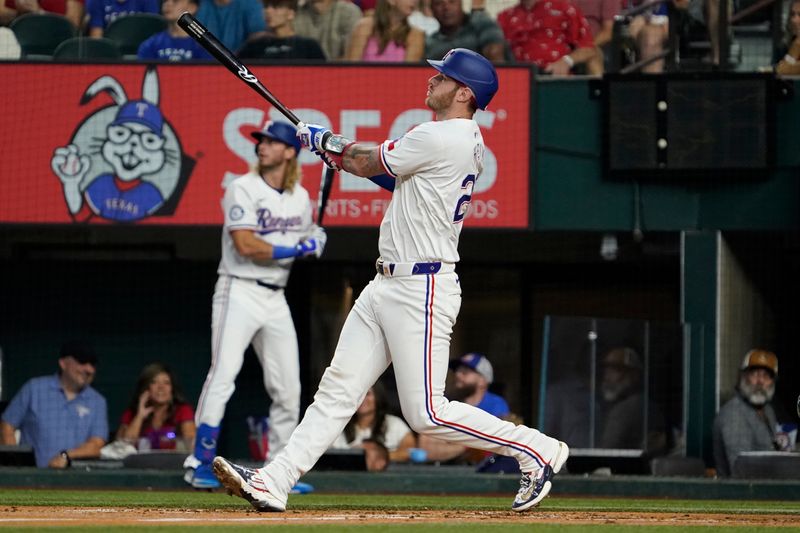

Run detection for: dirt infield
[[0, 506, 798, 527]]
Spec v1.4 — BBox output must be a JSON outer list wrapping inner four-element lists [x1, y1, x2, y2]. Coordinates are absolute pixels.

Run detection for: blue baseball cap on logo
[[251, 121, 302, 153], [111, 100, 164, 135]]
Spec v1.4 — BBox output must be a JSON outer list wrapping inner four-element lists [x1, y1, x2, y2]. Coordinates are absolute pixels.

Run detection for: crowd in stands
[[2, 0, 798, 73], [0, 340, 797, 478]]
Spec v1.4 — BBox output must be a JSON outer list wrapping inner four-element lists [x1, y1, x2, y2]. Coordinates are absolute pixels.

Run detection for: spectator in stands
[[195, 0, 268, 53], [4, 0, 84, 29], [713, 349, 792, 477], [498, 0, 596, 75], [775, 0, 800, 75], [116, 362, 196, 451], [238, 0, 326, 60], [345, 0, 425, 61], [571, 0, 619, 74], [596, 347, 667, 452], [293, 0, 362, 60], [137, 0, 213, 61], [329, 382, 417, 470], [622, 0, 667, 73], [0, 341, 108, 468], [425, 0, 506, 61], [408, 0, 439, 36], [87, 0, 161, 38], [417, 352, 511, 463]]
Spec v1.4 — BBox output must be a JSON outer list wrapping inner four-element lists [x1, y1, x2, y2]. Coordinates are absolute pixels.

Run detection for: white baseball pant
[[195, 275, 301, 460], [261, 269, 560, 498]]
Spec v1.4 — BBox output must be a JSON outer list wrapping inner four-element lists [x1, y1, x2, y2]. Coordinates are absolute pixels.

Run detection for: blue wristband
[[272, 245, 299, 259], [368, 173, 395, 192]]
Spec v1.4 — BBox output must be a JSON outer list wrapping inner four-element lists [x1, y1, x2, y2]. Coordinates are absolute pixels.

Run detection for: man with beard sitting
[[417, 352, 512, 463], [713, 349, 789, 477], [596, 347, 667, 454]]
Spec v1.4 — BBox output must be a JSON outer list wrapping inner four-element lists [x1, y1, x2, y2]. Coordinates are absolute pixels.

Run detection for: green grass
[[1, 488, 799, 514], [1, 489, 799, 531]]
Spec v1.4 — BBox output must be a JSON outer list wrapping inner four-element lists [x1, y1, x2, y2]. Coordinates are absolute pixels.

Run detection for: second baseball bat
[[177, 12, 301, 126]]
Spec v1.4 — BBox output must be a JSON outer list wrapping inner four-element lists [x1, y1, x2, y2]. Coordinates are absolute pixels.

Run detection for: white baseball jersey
[[378, 119, 484, 263], [219, 171, 314, 287], [260, 117, 562, 503]]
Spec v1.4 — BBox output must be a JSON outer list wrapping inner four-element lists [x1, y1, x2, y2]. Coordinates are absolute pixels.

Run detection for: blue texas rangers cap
[[251, 120, 302, 153], [450, 352, 494, 384], [111, 100, 164, 135]]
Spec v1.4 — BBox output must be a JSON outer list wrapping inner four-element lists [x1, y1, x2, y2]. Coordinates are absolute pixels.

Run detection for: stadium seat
[[104, 13, 167, 58], [53, 37, 122, 60], [9, 12, 75, 59]]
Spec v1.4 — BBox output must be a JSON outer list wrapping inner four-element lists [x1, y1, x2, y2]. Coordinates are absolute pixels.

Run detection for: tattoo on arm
[[343, 143, 384, 178]]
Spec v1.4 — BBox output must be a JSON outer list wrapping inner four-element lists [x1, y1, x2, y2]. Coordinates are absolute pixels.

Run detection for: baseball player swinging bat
[[177, 11, 336, 225]]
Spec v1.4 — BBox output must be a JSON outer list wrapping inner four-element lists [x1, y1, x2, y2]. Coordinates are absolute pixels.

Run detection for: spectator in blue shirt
[[417, 352, 512, 462], [0, 341, 109, 468], [87, 0, 162, 38], [196, 0, 268, 54], [138, 0, 213, 61]]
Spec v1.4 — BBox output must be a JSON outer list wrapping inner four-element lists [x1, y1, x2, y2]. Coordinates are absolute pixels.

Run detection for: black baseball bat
[[178, 12, 337, 225], [317, 167, 336, 225], [177, 12, 301, 126]]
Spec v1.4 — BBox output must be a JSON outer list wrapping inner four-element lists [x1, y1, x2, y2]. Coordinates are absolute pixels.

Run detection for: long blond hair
[[254, 154, 301, 191]]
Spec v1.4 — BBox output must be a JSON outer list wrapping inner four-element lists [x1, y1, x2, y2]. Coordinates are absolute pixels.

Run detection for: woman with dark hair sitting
[[117, 363, 196, 451], [330, 381, 416, 470]]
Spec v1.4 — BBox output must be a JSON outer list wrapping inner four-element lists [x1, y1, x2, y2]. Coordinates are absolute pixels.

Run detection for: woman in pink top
[[345, 0, 424, 62]]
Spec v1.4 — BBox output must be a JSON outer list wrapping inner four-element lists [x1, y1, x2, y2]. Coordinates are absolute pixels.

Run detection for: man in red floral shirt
[[498, 0, 596, 75]]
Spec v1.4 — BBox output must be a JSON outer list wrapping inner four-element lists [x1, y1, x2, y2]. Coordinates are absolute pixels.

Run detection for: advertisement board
[[0, 64, 530, 228]]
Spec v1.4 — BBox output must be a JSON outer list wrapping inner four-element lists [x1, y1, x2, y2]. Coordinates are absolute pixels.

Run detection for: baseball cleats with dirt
[[212, 456, 286, 512], [511, 441, 569, 512]]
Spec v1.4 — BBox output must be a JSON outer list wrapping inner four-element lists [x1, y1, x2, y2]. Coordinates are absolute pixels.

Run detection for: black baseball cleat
[[212, 456, 286, 512], [511, 441, 569, 512]]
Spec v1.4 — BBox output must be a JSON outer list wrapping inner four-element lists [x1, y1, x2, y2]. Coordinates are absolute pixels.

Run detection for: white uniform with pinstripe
[[195, 171, 315, 460], [259, 119, 562, 499]]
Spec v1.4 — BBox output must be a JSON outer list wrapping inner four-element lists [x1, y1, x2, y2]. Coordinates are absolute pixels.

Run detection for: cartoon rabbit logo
[[51, 67, 193, 222]]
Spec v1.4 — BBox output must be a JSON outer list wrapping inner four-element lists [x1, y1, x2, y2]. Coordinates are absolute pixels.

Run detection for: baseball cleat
[[511, 441, 569, 512], [212, 456, 286, 512]]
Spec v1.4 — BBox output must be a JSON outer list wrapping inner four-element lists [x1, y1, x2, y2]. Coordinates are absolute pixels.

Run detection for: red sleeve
[[120, 408, 134, 425], [566, 2, 595, 49], [173, 403, 195, 424]]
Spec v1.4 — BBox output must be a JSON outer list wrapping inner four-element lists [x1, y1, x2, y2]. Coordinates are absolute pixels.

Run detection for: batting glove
[[319, 151, 343, 171], [297, 123, 331, 154], [296, 227, 327, 259]]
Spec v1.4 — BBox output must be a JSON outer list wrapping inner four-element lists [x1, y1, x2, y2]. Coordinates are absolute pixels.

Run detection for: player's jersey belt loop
[[375, 259, 455, 277]]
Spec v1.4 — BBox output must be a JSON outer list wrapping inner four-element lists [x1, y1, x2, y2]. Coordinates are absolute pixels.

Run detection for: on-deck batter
[[212, 49, 568, 511], [184, 121, 326, 489]]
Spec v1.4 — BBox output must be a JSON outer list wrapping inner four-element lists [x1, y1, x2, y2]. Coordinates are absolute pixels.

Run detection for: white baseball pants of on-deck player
[[260, 270, 561, 499], [195, 275, 301, 460]]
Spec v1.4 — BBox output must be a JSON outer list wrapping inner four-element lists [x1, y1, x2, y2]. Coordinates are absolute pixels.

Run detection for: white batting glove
[[297, 123, 331, 154]]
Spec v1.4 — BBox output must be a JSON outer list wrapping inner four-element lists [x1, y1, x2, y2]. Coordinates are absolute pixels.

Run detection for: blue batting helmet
[[427, 48, 499, 110], [251, 120, 302, 153]]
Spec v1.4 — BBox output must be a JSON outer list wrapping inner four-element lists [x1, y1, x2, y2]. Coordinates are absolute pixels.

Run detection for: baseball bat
[[317, 167, 336, 225], [177, 12, 338, 225], [177, 12, 301, 126]]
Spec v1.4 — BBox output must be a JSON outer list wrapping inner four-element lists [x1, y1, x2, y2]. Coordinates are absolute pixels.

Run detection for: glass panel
[[541, 315, 685, 455]]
